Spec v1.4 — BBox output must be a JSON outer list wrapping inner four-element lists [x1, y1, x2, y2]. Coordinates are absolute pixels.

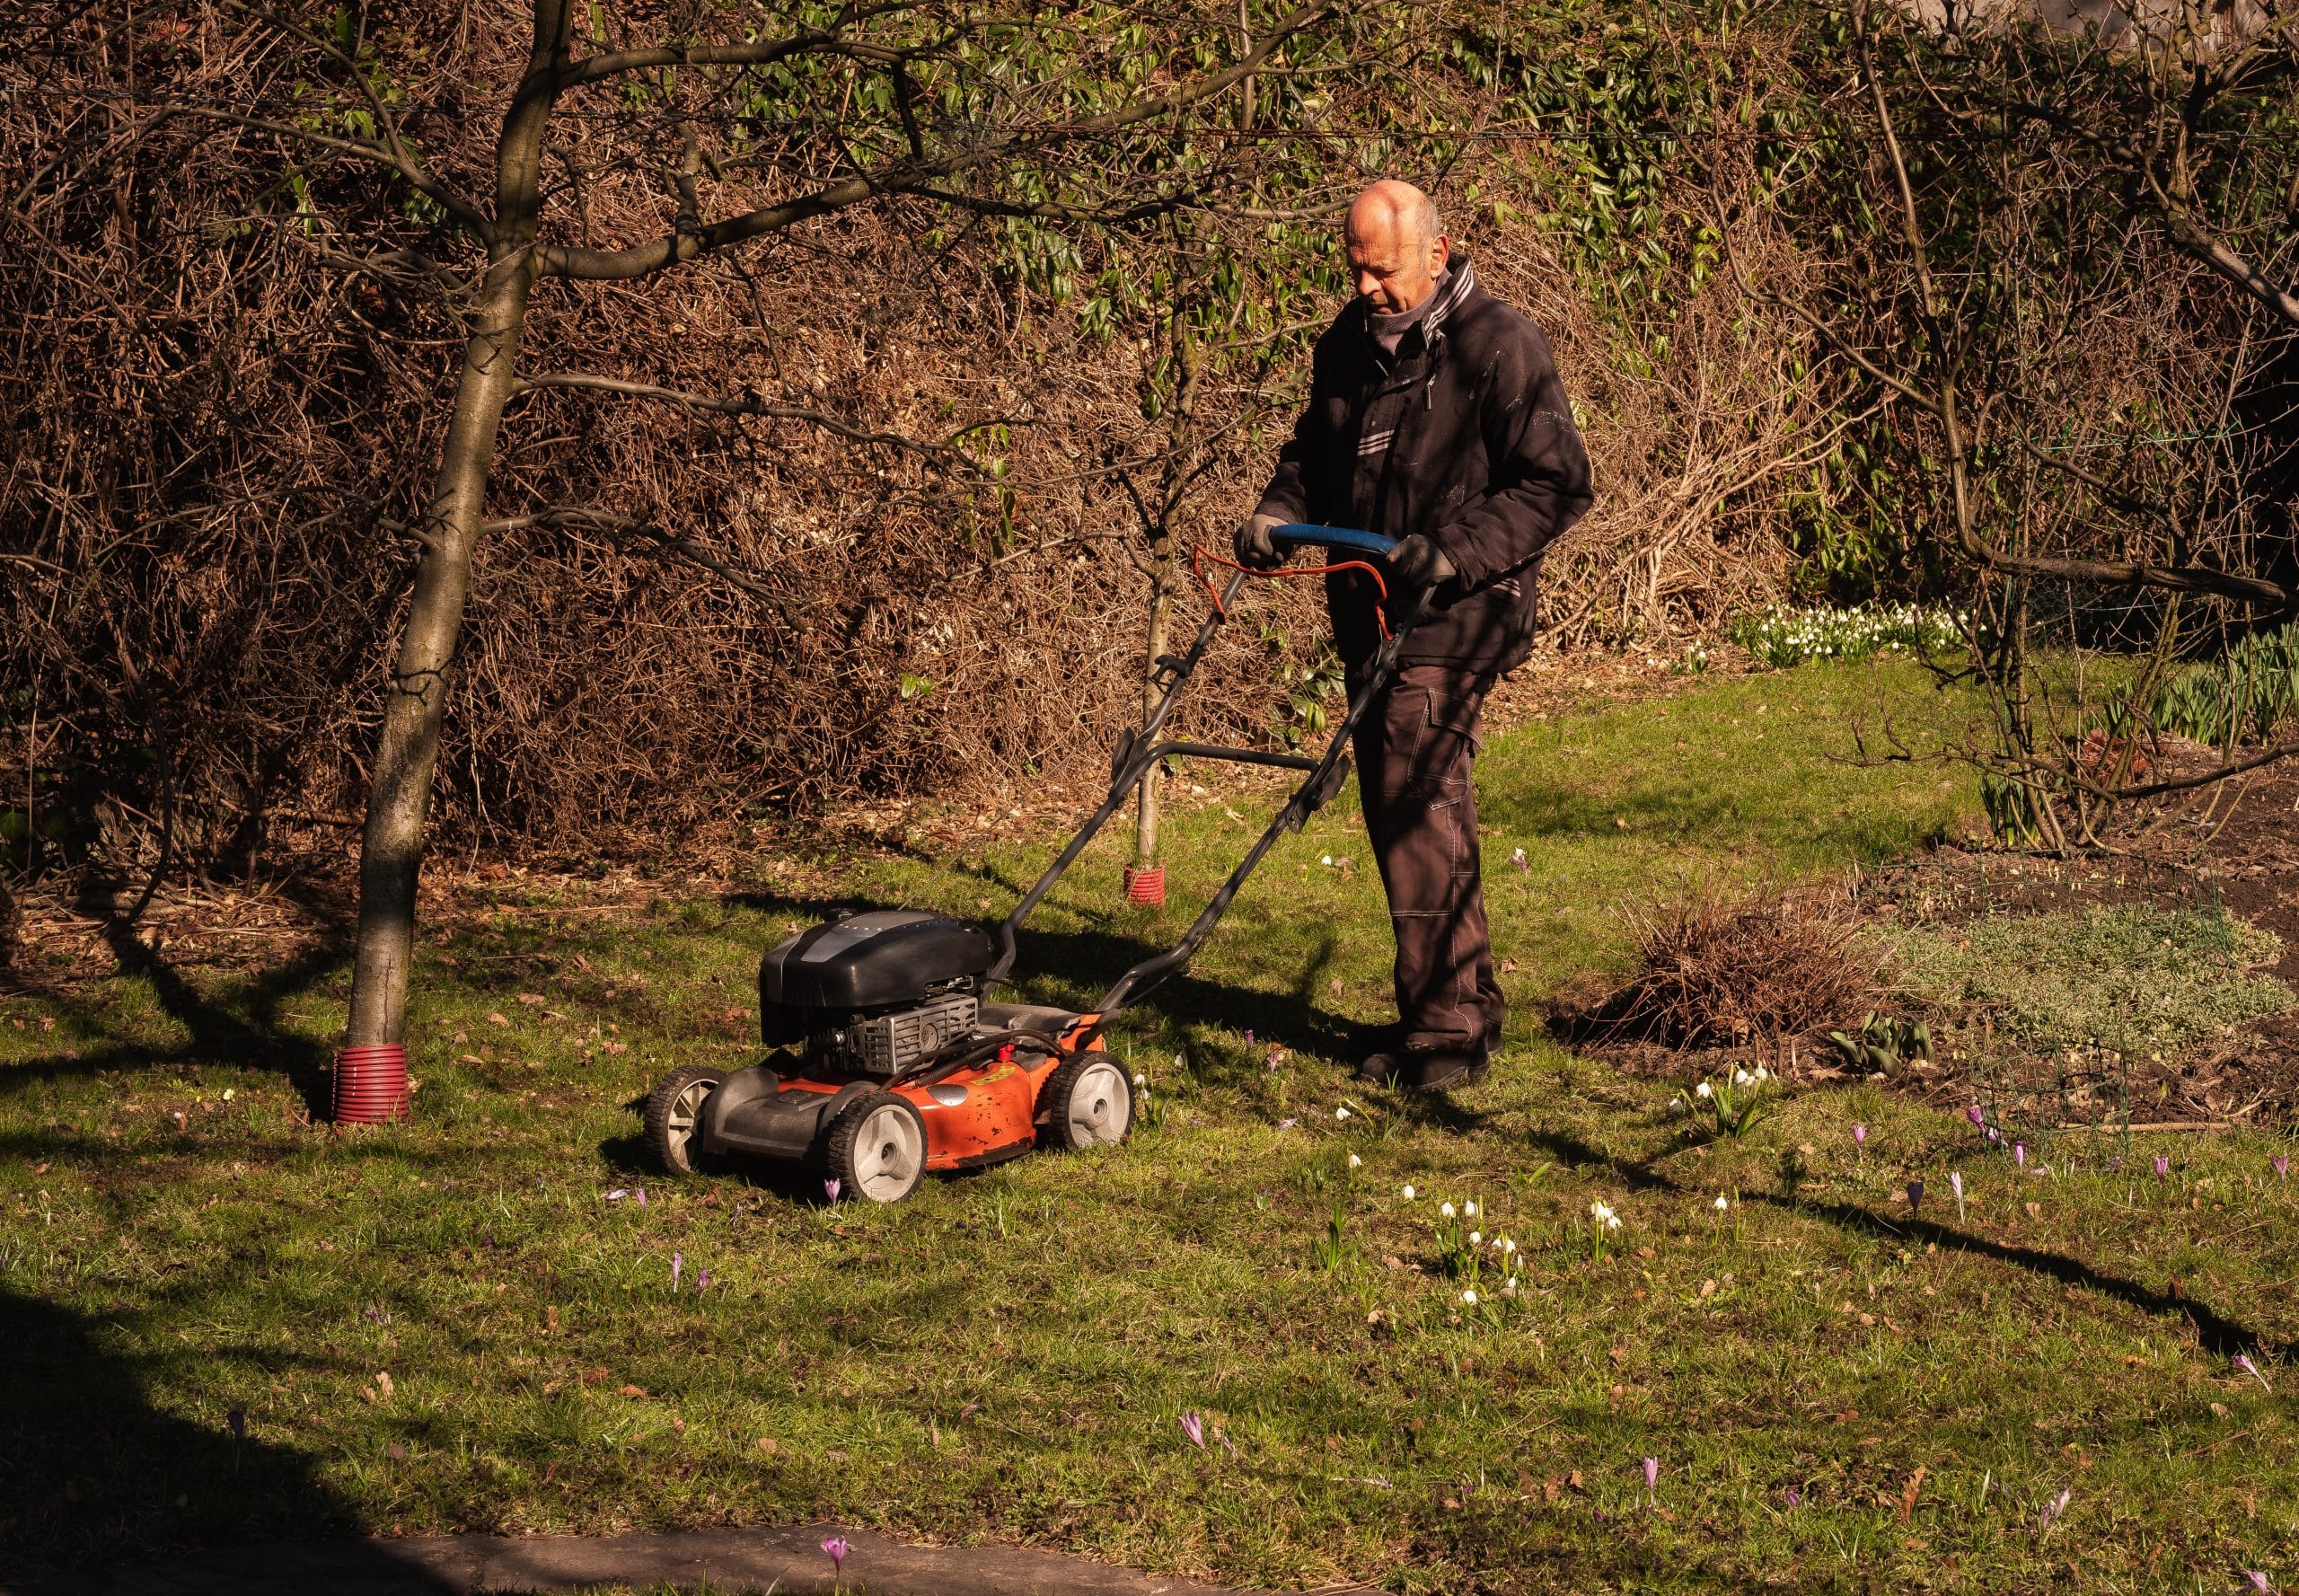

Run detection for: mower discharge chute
[[643, 525, 1427, 1202]]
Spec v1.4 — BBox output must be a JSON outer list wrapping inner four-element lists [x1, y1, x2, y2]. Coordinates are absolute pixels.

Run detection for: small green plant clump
[[1730, 602, 1969, 670], [2133, 620, 2299, 747], [1830, 1011, 1934, 1076]]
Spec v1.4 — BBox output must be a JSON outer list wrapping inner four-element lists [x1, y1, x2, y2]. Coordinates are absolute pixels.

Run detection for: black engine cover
[[758, 909, 991, 1045]]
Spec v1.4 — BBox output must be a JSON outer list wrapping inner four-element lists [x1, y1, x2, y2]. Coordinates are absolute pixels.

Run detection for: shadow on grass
[[1769, 1195, 2284, 1362], [3, 893, 353, 1117], [0, 1286, 451, 1589]]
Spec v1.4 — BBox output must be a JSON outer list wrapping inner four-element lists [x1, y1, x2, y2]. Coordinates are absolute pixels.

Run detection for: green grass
[[4, 657, 2295, 1592], [1898, 904, 2294, 1061]]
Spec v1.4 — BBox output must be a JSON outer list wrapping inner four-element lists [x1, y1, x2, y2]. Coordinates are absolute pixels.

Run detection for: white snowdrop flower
[[1714, 1195, 1731, 1211], [1334, 1106, 1352, 1121], [1401, 1185, 1416, 1200], [1754, 1065, 1770, 1082], [1734, 1068, 1751, 1086], [1696, 1081, 1713, 1099], [1590, 1200, 1616, 1226], [1347, 1153, 1362, 1168], [1440, 1202, 1457, 1219], [1502, 1238, 1517, 1254], [1502, 1279, 1519, 1297], [1321, 854, 1333, 866], [1132, 1071, 1149, 1087], [1461, 1289, 1478, 1306], [1469, 1230, 1482, 1246], [1465, 1201, 1478, 1217]]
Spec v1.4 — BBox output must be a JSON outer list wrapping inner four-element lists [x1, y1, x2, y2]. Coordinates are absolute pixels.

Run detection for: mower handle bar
[[986, 524, 1429, 1015], [1269, 523, 1397, 560]]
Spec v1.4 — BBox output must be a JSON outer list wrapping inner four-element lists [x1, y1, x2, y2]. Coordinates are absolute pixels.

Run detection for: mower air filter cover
[[759, 909, 993, 1014]]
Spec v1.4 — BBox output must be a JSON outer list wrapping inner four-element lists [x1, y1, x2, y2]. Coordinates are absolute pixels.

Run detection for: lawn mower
[[642, 525, 1429, 1203]]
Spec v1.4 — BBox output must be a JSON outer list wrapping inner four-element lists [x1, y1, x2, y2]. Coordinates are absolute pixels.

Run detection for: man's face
[[1344, 207, 1449, 313]]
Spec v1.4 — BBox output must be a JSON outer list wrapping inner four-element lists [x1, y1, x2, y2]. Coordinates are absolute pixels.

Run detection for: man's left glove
[[1234, 512, 1286, 570], [1386, 533, 1457, 589]]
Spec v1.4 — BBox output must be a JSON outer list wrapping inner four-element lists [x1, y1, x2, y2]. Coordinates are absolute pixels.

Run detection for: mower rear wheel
[[1037, 1053, 1132, 1151], [825, 1091, 929, 1204], [645, 1063, 726, 1175]]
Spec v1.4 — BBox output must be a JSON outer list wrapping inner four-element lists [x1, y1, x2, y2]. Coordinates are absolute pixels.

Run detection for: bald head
[[1343, 180, 1449, 313]]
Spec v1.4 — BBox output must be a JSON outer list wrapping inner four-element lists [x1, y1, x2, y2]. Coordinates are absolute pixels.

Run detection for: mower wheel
[[825, 1090, 929, 1204], [644, 1063, 725, 1175], [1036, 1053, 1133, 1151]]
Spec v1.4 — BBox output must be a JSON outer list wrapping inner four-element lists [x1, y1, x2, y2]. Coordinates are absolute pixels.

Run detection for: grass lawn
[[4, 655, 2295, 1592]]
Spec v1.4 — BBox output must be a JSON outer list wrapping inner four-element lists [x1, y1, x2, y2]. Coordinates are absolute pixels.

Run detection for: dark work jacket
[[1254, 256, 1595, 675]]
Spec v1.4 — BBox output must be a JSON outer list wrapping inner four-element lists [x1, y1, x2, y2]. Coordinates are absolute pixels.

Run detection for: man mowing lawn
[[1237, 178, 1594, 1090]]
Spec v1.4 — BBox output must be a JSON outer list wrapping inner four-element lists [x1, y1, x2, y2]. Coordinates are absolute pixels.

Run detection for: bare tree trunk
[[344, 0, 568, 1047], [1133, 311, 1202, 876]]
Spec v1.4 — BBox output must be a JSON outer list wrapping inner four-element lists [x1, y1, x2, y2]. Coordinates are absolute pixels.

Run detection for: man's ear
[[1431, 234, 1452, 274]]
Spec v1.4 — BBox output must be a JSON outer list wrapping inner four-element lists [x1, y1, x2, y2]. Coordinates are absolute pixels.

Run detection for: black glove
[[1234, 512, 1285, 570], [1386, 533, 1457, 588]]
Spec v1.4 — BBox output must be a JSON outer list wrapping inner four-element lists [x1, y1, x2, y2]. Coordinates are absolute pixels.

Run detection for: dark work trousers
[[1348, 663, 1504, 1054]]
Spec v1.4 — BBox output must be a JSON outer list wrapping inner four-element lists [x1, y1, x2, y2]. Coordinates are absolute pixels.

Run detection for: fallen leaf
[[758, 1437, 779, 1453], [517, 992, 544, 1006], [2025, 1201, 2044, 1220], [1699, 1278, 1716, 1298], [1898, 1465, 1927, 1521], [1567, 1469, 1586, 1492], [617, 1384, 647, 1398], [485, 1012, 508, 1027], [375, 1371, 394, 1399]]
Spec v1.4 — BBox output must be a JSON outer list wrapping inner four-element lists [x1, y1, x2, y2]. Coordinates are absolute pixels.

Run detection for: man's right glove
[[1386, 532, 1457, 589], [1233, 512, 1285, 570]]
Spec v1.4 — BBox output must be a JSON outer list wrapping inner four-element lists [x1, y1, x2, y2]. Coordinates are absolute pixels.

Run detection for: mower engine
[[758, 909, 993, 1076]]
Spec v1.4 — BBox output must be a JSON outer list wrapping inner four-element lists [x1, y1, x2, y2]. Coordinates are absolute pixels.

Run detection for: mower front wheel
[[644, 1063, 725, 1175], [1037, 1053, 1133, 1151], [825, 1090, 929, 1204]]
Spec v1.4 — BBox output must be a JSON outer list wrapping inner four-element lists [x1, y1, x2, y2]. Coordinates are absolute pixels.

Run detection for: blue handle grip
[[1270, 523, 1397, 559]]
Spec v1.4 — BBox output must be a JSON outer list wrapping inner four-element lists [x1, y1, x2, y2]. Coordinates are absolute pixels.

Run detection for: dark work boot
[[1354, 1047, 1408, 1086], [1405, 1048, 1491, 1091]]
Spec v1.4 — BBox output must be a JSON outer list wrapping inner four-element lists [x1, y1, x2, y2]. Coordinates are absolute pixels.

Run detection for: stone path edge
[[2, 1522, 1298, 1596]]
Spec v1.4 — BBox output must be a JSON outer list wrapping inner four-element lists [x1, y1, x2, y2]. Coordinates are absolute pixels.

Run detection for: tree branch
[[487, 505, 807, 631], [511, 372, 990, 465], [534, 1, 1330, 280]]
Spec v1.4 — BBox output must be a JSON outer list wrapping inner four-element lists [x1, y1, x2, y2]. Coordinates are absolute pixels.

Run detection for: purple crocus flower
[[1784, 1486, 1801, 1509], [2275, 1155, 2290, 1179], [1986, 1126, 2000, 1143], [2037, 1486, 2071, 1539], [2244, 1573, 2271, 1595], [1179, 1410, 1205, 1448], [226, 1407, 245, 1441], [822, 1534, 850, 1574], [824, 1177, 841, 1203], [671, 1253, 682, 1292], [635, 1187, 647, 1208], [2236, 1354, 2271, 1391], [1276, 1117, 1299, 1129], [1853, 1124, 1867, 1148], [1950, 1170, 1964, 1221], [1966, 1104, 1986, 1129], [1906, 1179, 1924, 1216], [2014, 1142, 2027, 1169], [1642, 1456, 1659, 1505], [2154, 1154, 2171, 1180], [696, 1268, 711, 1294]]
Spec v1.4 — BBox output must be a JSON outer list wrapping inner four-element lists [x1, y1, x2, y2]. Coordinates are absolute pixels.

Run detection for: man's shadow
[[0, 1286, 454, 1592]]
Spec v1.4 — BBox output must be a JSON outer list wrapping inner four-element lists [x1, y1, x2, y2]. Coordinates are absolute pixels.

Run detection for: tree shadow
[[0, 1286, 453, 1591], [1760, 1193, 2284, 1361], [3, 893, 352, 1116]]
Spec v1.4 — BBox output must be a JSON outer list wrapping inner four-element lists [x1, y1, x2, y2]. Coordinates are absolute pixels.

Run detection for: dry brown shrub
[[1603, 886, 1884, 1047]]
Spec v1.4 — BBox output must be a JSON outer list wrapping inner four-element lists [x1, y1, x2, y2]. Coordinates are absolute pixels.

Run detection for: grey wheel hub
[[853, 1101, 926, 1201], [1065, 1061, 1131, 1145]]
